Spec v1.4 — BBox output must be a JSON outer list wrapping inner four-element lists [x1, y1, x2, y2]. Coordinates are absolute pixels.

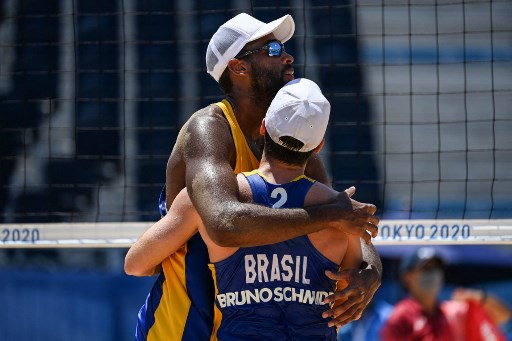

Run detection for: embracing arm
[[323, 239, 382, 327], [306, 155, 383, 326], [124, 189, 200, 276], [183, 113, 378, 247]]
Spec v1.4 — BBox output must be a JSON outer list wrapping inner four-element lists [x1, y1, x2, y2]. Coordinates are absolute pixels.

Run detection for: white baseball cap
[[206, 13, 295, 82], [265, 78, 330, 152]]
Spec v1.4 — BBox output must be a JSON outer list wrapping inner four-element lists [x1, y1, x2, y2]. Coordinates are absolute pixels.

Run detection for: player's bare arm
[[303, 180, 382, 327], [325, 188, 383, 327], [124, 189, 201, 276], [306, 154, 380, 246], [322, 239, 382, 327], [181, 111, 378, 247], [305, 157, 382, 292]]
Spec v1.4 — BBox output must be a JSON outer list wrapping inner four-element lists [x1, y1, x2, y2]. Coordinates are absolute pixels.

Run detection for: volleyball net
[[1, 0, 512, 248]]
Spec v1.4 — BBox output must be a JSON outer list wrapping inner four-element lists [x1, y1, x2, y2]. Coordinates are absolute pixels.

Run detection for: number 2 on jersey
[[271, 187, 288, 208]]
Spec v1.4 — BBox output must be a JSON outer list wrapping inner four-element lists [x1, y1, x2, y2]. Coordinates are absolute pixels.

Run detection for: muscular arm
[[183, 111, 377, 247], [306, 153, 383, 326], [124, 189, 200, 276]]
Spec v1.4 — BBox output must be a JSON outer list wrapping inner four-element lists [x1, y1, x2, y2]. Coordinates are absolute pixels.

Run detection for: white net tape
[[1, 219, 511, 248]]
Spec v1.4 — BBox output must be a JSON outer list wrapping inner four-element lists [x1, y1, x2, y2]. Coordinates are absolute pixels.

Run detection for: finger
[[325, 290, 368, 326], [329, 307, 365, 328], [354, 308, 363, 321], [344, 186, 355, 198], [323, 284, 362, 306], [365, 222, 378, 238], [369, 216, 380, 226], [323, 290, 350, 305], [323, 295, 353, 317], [367, 203, 377, 215], [326, 303, 360, 327], [324, 269, 351, 282], [361, 230, 371, 244]]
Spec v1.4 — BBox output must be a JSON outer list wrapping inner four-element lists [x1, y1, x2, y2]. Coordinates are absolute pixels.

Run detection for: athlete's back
[[202, 171, 362, 341], [210, 172, 338, 340]]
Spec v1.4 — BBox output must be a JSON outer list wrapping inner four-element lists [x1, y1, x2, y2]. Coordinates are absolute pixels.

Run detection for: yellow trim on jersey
[[208, 264, 222, 341], [291, 174, 316, 183], [242, 169, 263, 178], [208, 100, 258, 339], [242, 170, 316, 184], [148, 245, 189, 341], [216, 100, 260, 174], [147, 100, 259, 341]]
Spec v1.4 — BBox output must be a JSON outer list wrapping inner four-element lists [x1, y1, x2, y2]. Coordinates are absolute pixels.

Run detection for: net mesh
[[0, 0, 511, 245], [0, 2, 511, 340]]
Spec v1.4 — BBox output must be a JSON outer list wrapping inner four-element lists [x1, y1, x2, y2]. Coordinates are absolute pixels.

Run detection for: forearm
[[359, 239, 382, 280], [125, 242, 163, 276], [204, 200, 342, 247], [125, 193, 199, 276]]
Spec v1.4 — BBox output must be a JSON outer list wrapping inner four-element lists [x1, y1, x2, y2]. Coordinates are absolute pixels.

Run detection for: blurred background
[[0, 0, 511, 340]]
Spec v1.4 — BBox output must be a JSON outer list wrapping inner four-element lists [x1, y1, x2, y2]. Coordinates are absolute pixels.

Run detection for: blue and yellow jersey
[[136, 99, 259, 341], [209, 171, 339, 341]]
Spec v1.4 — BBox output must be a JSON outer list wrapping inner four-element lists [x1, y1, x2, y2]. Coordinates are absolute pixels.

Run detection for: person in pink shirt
[[381, 247, 505, 341]]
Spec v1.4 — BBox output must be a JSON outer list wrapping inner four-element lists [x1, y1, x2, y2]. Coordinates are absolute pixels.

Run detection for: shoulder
[[182, 103, 230, 137], [176, 103, 235, 156], [304, 181, 338, 206], [236, 173, 253, 203]]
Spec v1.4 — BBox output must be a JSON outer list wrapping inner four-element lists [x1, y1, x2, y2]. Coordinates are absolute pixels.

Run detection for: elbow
[[124, 259, 139, 276], [211, 233, 241, 247], [125, 265, 153, 277], [124, 255, 151, 277], [204, 209, 246, 247], [206, 221, 239, 247]]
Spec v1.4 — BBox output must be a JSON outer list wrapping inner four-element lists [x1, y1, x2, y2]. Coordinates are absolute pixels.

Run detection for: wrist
[[359, 263, 382, 289]]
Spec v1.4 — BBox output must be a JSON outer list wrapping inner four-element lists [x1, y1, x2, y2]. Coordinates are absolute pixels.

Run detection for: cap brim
[[248, 14, 295, 44]]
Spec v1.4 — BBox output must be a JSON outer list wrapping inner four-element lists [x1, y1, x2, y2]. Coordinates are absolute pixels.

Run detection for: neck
[[258, 154, 306, 184], [226, 90, 267, 139]]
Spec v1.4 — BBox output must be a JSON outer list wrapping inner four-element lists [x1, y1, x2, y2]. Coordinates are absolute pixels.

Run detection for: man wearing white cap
[[129, 12, 381, 341], [127, 78, 366, 340]]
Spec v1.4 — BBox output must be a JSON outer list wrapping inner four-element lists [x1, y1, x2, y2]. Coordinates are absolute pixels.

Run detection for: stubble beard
[[250, 62, 287, 108]]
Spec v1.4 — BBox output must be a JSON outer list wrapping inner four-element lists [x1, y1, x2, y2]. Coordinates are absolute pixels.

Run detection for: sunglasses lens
[[267, 42, 283, 56]]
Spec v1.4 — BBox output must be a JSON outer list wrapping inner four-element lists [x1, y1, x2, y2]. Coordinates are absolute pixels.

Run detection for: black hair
[[218, 69, 233, 94], [264, 131, 314, 166]]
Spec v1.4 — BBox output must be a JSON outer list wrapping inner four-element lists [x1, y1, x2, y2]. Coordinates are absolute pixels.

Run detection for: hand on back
[[334, 186, 379, 244]]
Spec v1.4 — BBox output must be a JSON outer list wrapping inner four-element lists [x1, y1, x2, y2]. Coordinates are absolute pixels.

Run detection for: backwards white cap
[[206, 13, 295, 82], [265, 78, 330, 152]]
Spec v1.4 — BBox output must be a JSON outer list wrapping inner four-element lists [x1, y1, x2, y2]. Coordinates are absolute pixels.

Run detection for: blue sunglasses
[[235, 40, 285, 59]]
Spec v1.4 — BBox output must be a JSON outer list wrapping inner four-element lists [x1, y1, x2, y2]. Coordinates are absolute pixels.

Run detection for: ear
[[227, 58, 247, 76], [259, 118, 266, 136], [313, 139, 325, 154]]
